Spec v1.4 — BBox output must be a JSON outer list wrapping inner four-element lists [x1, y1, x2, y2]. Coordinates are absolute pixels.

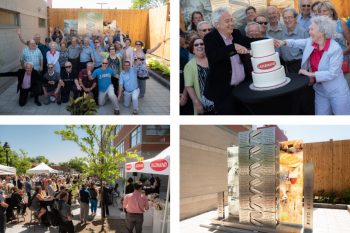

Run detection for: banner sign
[[78, 12, 103, 36]]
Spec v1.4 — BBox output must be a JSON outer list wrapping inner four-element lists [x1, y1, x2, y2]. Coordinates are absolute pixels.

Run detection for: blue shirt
[[92, 67, 115, 92], [297, 14, 312, 31], [280, 25, 309, 61], [80, 46, 94, 62], [119, 67, 138, 92], [93, 49, 104, 67]]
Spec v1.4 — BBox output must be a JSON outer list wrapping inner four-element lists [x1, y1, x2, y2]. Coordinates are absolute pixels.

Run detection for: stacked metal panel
[[238, 128, 279, 228]]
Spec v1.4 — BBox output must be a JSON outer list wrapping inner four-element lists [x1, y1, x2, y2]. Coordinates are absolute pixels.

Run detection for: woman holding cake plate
[[274, 15, 350, 115]]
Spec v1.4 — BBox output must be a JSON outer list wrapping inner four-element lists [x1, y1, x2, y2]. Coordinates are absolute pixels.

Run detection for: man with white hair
[[196, 21, 212, 39], [245, 22, 263, 38], [19, 39, 43, 73], [60, 61, 81, 103], [17, 62, 42, 106], [204, 6, 258, 114], [297, 0, 312, 30], [267, 5, 284, 39]]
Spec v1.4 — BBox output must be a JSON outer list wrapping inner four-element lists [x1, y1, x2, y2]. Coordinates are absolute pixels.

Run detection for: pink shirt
[[22, 72, 31, 89], [123, 190, 149, 214], [219, 32, 245, 86]]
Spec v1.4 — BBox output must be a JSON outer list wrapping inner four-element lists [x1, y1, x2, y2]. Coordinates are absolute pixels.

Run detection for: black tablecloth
[[233, 73, 310, 115]]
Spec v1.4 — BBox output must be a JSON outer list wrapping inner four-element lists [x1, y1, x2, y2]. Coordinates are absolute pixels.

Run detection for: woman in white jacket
[[275, 15, 350, 115]]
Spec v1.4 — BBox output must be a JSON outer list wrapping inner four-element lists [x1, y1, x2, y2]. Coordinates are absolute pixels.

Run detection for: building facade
[[180, 125, 252, 220], [0, 0, 48, 73]]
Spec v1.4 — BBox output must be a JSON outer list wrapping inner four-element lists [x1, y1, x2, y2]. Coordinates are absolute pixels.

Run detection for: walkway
[[0, 75, 169, 115], [180, 207, 350, 233]]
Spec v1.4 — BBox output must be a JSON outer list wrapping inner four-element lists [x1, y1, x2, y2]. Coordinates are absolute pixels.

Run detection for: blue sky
[[279, 125, 350, 143], [0, 126, 85, 164]]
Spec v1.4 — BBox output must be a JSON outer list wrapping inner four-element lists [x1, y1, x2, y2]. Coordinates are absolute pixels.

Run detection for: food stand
[[124, 147, 170, 233]]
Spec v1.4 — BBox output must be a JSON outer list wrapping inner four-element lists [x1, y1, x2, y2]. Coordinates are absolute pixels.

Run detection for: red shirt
[[310, 39, 331, 72], [123, 190, 149, 214]]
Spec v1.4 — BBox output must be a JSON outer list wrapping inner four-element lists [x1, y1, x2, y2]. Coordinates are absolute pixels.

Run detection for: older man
[[17, 62, 42, 106], [196, 21, 212, 39], [67, 36, 81, 72], [80, 37, 95, 71], [60, 61, 81, 103], [280, 8, 309, 73], [78, 62, 98, 104], [118, 60, 140, 115], [90, 58, 120, 115], [204, 6, 258, 114], [245, 22, 263, 38], [254, 15, 269, 38], [298, 0, 312, 30], [42, 63, 62, 105], [267, 5, 284, 39], [19, 39, 43, 73]]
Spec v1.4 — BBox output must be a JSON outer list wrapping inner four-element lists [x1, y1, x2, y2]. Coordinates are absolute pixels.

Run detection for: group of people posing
[[17, 26, 164, 114], [180, 0, 350, 115]]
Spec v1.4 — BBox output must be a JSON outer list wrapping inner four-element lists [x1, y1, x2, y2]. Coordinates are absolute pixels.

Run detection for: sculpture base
[[206, 217, 303, 233]]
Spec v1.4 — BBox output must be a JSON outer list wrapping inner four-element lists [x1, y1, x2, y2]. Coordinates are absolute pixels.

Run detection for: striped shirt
[[20, 47, 43, 71]]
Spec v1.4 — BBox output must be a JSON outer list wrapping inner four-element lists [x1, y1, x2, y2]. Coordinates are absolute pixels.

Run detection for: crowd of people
[[17, 26, 165, 114], [180, 1, 350, 115], [0, 173, 161, 233]]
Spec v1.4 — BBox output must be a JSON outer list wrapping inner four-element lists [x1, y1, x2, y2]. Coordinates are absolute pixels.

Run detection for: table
[[232, 73, 310, 115]]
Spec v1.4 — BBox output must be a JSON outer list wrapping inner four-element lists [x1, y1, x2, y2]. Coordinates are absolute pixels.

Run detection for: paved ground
[[180, 207, 350, 233], [0, 76, 169, 115], [6, 197, 156, 233]]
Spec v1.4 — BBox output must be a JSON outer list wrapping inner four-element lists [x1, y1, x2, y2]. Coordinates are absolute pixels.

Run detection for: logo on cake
[[150, 159, 168, 171], [257, 61, 276, 70], [135, 161, 144, 170]]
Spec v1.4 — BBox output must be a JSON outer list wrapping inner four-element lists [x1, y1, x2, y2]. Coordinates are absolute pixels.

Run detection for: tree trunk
[[101, 178, 105, 231]]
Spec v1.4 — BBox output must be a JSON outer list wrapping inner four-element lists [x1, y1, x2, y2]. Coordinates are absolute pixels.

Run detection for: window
[[116, 141, 124, 153], [39, 18, 46, 28], [0, 9, 19, 27], [145, 125, 170, 136], [131, 126, 142, 147], [116, 125, 123, 134]]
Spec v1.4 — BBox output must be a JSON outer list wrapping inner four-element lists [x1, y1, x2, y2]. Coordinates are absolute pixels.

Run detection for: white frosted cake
[[250, 39, 289, 90]]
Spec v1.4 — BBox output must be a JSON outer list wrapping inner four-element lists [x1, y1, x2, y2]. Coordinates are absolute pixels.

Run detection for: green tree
[[68, 156, 85, 173], [33, 155, 50, 164], [55, 125, 141, 230], [14, 150, 32, 174], [131, 0, 166, 9]]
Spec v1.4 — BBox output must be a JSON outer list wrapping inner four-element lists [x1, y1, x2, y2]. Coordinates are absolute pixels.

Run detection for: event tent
[[124, 146, 170, 233], [0, 164, 16, 175], [27, 162, 59, 174]]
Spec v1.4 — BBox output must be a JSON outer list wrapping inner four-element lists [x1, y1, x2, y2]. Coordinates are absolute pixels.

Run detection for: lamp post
[[96, 2, 107, 9], [3, 142, 10, 166]]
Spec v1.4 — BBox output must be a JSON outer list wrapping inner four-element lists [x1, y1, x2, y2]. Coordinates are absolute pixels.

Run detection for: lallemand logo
[[257, 61, 276, 70], [135, 161, 144, 170], [150, 159, 168, 171], [126, 164, 132, 170]]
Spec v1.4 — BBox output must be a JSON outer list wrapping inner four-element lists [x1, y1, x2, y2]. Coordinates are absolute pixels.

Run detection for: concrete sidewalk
[[0, 76, 169, 115], [180, 207, 350, 233]]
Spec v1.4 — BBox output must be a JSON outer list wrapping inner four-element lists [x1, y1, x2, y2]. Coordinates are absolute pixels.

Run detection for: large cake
[[250, 39, 289, 90]]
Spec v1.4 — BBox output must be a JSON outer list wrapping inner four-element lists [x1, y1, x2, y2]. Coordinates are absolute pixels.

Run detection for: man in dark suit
[[17, 62, 42, 106], [204, 6, 260, 114]]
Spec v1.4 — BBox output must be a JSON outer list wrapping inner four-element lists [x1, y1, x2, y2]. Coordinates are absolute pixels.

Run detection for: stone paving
[[0, 76, 169, 115], [180, 207, 350, 233]]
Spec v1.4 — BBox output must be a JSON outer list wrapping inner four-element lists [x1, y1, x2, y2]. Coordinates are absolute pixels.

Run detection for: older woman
[[108, 45, 122, 96], [275, 16, 350, 115], [46, 42, 60, 74], [59, 41, 69, 73], [184, 37, 214, 115]]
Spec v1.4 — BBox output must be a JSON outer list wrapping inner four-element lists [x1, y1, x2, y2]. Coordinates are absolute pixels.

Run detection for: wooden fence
[[304, 139, 350, 194], [48, 6, 170, 60]]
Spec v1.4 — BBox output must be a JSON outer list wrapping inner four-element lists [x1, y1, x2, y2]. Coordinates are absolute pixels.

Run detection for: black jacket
[[17, 69, 41, 94], [204, 28, 260, 105]]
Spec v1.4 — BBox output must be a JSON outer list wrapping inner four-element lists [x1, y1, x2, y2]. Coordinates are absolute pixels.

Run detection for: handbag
[[342, 56, 350, 73]]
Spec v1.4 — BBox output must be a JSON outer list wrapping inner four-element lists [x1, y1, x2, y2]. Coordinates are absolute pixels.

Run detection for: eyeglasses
[[65, 66, 72, 68], [102, 62, 108, 65], [257, 22, 268, 25], [48, 67, 54, 69], [302, 4, 311, 7], [135, 43, 141, 46], [194, 43, 204, 47], [201, 28, 211, 32], [94, 41, 99, 44], [134, 58, 145, 61]]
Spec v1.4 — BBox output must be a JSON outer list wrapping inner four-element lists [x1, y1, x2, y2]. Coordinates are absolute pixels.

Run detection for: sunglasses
[[302, 4, 311, 7], [48, 67, 54, 69], [134, 58, 145, 61], [135, 43, 141, 46], [201, 28, 211, 32], [94, 41, 99, 44], [194, 43, 204, 47], [102, 62, 108, 65], [65, 66, 72, 68], [257, 22, 268, 25]]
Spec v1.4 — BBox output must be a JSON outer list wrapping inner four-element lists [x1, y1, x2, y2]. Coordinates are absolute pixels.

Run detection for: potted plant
[[66, 93, 97, 115]]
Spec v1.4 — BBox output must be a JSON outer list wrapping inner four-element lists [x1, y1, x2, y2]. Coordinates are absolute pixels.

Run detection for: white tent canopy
[[0, 164, 16, 175], [27, 162, 58, 174], [125, 146, 170, 175]]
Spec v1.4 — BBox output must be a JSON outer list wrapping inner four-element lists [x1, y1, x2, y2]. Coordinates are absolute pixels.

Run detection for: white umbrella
[[27, 162, 59, 174]]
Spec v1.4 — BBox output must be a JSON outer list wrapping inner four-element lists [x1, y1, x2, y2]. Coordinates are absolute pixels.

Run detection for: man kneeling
[[42, 63, 62, 105], [17, 62, 42, 106]]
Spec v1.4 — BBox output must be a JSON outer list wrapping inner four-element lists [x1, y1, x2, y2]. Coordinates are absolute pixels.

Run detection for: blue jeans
[[90, 199, 97, 213]]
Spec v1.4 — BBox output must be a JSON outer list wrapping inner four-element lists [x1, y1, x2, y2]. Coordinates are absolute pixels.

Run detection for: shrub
[[66, 94, 98, 115]]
